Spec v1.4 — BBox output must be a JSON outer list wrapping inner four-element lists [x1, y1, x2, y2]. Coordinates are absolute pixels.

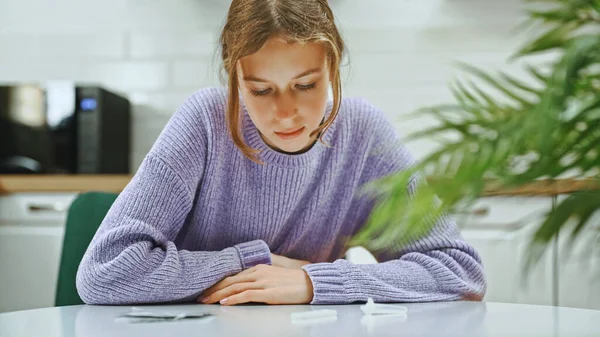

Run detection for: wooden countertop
[[0, 175, 132, 194], [481, 178, 599, 196], [0, 175, 598, 196]]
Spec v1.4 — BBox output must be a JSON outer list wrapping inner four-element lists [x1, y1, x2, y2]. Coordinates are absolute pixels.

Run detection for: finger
[[201, 268, 258, 298], [202, 281, 264, 304], [200, 265, 265, 301], [221, 289, 269, 306]]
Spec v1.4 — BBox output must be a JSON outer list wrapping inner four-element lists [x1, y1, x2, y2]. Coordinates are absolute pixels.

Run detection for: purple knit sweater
[[76, 87, 486, 305]]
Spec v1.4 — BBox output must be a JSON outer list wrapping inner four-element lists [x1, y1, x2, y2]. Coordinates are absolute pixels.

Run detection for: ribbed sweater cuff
[[302, 262, 359, 305], [234, 240, 272, 270]]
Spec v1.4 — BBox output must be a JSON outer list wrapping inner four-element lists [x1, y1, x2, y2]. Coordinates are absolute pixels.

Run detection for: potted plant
[[352, 0, 600, 269]]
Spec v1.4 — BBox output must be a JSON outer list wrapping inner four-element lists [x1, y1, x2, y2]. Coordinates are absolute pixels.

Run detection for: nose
[[274, 92, 297, 121]]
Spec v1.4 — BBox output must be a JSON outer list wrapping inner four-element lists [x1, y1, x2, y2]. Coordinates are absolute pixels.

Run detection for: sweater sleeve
[[76, 91, 271, 305], [301, 99, 486, 304]]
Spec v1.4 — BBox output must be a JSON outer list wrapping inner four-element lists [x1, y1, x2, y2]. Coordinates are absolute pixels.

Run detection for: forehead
[[238, 36, 327, 78]]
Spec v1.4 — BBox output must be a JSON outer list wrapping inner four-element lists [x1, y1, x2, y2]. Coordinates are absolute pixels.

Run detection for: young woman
[[76, 0, 486, 306]]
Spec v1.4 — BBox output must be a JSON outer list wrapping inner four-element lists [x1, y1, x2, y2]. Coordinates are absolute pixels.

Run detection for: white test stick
[[361, 298, 408, 315]]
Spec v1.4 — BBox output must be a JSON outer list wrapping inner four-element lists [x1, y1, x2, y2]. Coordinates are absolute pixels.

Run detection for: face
[[237, 35, 330, 153]]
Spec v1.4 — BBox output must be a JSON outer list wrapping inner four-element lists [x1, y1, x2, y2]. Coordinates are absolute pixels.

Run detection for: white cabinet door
[[556, 195, 600, 310], [0, 193, 77, 313], [458, 197, 556, 306]]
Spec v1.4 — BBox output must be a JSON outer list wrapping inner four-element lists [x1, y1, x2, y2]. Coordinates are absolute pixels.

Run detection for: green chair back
[[55, 191, 118, 306]]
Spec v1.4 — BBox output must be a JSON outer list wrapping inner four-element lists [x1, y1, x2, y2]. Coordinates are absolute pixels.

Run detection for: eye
[[250, 88, 272, 97], [296, 82, 317, 91]]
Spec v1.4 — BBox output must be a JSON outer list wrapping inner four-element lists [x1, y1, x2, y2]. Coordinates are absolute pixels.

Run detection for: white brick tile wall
[[130, 31, 219, 58], [124, 0, 227, 31], [0, 0, 545, 171], [128, 90, 199, 113], [79, 61, 169, 91], [0, 59, 82, 83], [330, 0, 525, 30], [39, 34, 125, 59], [0, 0, 128, 34], [0, 34, 41, 60], [171, 59, 221, 87]]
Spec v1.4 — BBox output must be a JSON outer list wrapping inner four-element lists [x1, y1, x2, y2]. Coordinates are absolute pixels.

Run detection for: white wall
[[0, 0, 540, 170]]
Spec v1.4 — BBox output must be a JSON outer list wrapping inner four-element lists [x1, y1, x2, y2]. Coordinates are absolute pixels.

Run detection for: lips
[[274, 126, 305, 140], [277, 127, 303, 135]]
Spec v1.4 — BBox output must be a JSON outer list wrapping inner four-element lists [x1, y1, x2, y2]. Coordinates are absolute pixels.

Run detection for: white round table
[[1, 301, 599, 337]]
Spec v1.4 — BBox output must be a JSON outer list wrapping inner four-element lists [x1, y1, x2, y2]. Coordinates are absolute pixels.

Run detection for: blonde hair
[[219, 0, 345, 163]]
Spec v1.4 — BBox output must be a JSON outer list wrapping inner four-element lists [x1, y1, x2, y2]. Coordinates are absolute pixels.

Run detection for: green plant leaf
[[499, 71, 543, 97], [526, 64, 551, 83], [455, 62, 535, 107], [512, 21, 581, 58]]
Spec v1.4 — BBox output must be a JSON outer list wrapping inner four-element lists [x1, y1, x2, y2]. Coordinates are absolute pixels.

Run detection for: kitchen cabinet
[[458, 197, 556, 306], [556, 194, 600, 310], [0, 193, 77, 313]]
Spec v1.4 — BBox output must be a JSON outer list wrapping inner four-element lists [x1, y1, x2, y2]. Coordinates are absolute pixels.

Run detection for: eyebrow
[[243, 68, 322, 82]]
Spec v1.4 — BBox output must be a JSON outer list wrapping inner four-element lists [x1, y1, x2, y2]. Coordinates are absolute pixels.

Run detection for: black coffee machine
[[0, 83, 131, 174]]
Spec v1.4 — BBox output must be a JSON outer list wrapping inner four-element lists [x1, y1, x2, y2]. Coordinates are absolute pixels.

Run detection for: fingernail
[[198, 297, 207, 303], [220, 298, 228, 305]]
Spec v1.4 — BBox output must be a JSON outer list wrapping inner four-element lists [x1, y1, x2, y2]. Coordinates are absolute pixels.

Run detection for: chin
[[271, 138, 311, 153], [275, 143, 306, 153]]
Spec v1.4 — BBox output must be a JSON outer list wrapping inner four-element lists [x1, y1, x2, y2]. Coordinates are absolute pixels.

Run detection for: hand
[[198, 264, 314, 306], [271, 253, 310, 269]]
